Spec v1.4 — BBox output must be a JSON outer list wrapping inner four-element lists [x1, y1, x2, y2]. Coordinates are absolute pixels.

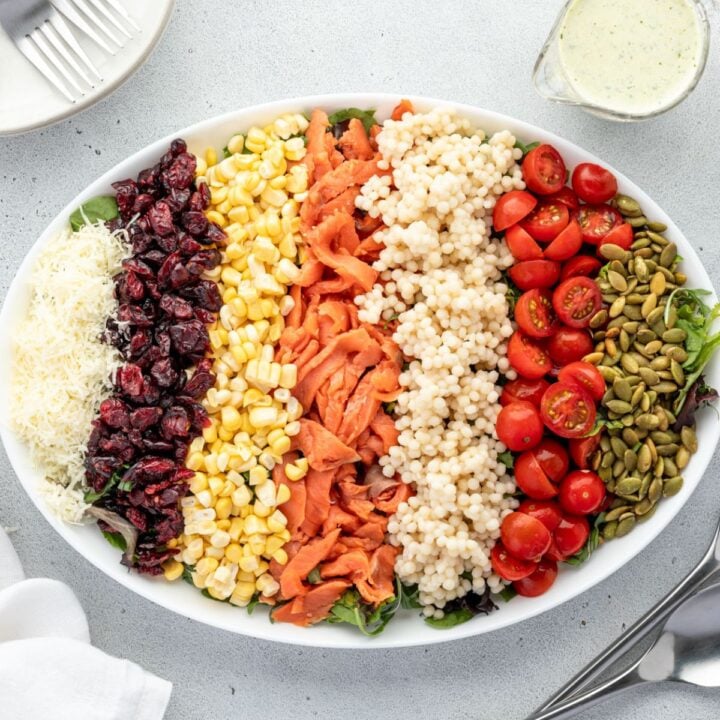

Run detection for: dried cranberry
[[125, 507, 148, 531], [112, 179, 138, 218], [169, 320, 208, 356], [137, 166, 158, 191], [141, 250, 167, 267], [181, 211, 208, 237], [87, 455, 121, 479], [206, 223, 226, 244], [132, 193, 155, 215], [123, 257, 154, 278], [183, 280, 222, 311], [98, 435, 136, 463], [117, 304, 154, 327], [170, 138, 187, 156], [155, 233, 178, 254], [140, 379, 161, 406], [194, 308, 216, 325], [150, 358, 179, 388], [99, 398, 129, 429], [187, 249, 221, 275], [178, 236, 203, 255], [183, 371, 215, 399], [159, 294, 193, 320], [157, 250, 182, 289], [142, 440, 174, 454], [129, 406, 163, 431], [160, 406, 191, 439], [163, 153, 196, 190], [188, 184, 210, 212], [169, 263, 191, 289], [125, 271, 145, 301], [166, 188, 191, 212], [148, 201, 174, 236], [116, 364, 144, 397]]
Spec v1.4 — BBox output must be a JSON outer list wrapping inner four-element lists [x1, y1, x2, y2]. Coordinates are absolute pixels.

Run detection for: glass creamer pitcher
[[533, 0, 711, 121]]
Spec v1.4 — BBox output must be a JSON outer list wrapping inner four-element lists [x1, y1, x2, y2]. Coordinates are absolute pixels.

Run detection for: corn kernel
[[215, 496, 233, 520], [272, 548, 288, 565], [196, 557, 219, 576], [162, 560, 184, 582], [276, 484, 291, 505], [284, 462, 307, 482]]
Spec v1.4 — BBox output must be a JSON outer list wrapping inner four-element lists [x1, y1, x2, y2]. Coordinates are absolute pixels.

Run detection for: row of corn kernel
[[163, 114, 312, 606]]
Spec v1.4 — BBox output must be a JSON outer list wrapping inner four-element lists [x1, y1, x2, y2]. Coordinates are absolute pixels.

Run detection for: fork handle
[[528, 659, 646, 720], [537, 526, 720, 712]]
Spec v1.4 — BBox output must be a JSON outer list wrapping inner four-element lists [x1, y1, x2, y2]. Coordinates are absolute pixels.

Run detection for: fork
[[52, 0, 137, 53], [0, 0, 137, 103], [0, 0, 102, 102]]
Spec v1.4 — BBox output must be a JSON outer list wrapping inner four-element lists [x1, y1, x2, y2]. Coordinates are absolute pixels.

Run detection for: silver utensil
[[51, 0, 136, 53], [537, 517, 720, 712], [528, 582, 720, 719], [0, 0, 100, 102]]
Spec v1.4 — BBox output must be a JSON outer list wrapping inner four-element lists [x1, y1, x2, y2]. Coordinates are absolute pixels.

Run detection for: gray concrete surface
[[1, 1, 719, 718]]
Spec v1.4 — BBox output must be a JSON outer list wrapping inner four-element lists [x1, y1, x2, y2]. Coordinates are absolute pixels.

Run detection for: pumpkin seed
[[660, 242, 677, 267], [589, 309, 608, 329], [615, 515, 637, 537], [636, 413, 660, 430], [639, 472, 652, 499], [649, 272, 666, 296], [637, 444, 652, 472], [643, 340, 662, 355], [676, 446, 690, 470], [630, 384, 645, 407], [634, 498, 655, 516], [670, 360, 685, 386], [615, 476, 641, 496], [600, 452, 614, 469], [647, 221, 668, 233], [599, 465, 613, 482], [655, 381, 678, 394], [632, 237, 650, 250], [646, 306, 664, 326], [603, 522, 618, 540], [604, 506, 632, 523], [620, 354, 639, 374], [641, 293, 658, 318], [609, 436, 627, 455], [599, 244, 627, 261], [633, 256, 649, 282], [616, 194, 642, 216], [627, 215, 648, 228], [653, 456, 665, 478], [613, 378, 632, 402], [650, 356, 670, 371], [650, 431, 673, 445], [663, 457, 678, 477], [667, 345, 687, 364], [656, 443, 679, 457], [636, 328, 656, 344], [622, 428, 640, 446], [619, 329, 631, 352], [637, 367, 658, 386], [608, 270, 628, 292], [606, 399, 632, 415], [613, 459, 626, 478], [663, 476, 684, 497], [624, 448, 638, 471], [675, 272, 687, 285], [609, 297, 626, 318], [662, 328, 687, 343], [605, 338, 619, 357], [583, 352, 605, 366], [681, 426, 698, 453], [623, 304, 643, 320]]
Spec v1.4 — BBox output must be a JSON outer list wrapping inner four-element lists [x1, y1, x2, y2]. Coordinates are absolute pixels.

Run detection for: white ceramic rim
[[1, 93, 718, 648], [0, 1, 175, 137]]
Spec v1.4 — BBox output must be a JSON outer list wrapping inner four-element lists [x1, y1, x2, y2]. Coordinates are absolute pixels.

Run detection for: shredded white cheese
[[11, 223, 128, 523]]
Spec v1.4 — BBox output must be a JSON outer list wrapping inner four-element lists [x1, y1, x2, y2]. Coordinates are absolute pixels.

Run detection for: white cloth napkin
[[0, 527, 172, 720]]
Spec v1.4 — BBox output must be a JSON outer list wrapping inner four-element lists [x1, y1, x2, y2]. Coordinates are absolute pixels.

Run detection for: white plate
[[0, 0, 174, 136], [1, 94, 718, 648]]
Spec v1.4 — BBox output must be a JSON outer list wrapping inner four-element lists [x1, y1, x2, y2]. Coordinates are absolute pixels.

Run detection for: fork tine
[[40, 21, 93, 88], [85, 0, 132, 39], [31, 26, 85, 96], [66, 0, 126, 46], [17, 36, 75, 103], [50, 11, 102, 81], [102, 0, 140, 32], [51, 0, 117, 54]]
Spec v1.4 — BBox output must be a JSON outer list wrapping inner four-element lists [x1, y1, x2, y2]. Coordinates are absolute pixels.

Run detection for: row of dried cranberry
[[85, 139, 224, 574]]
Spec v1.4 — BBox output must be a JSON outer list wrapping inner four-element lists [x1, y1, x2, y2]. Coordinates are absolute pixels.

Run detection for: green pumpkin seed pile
[[584, 194, 696, 541]]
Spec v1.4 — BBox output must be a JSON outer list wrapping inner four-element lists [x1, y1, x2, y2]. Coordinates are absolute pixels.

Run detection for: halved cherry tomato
[[597, 222, 633, 251], [520, 202, 570, 243], [569, 433, 602, 470], [533, 438, 569, 483], [518, 500, 563, 533], [505, 224, 544, 260], [571, 163, 618, 204], [522, 144, 567, 195], [558, 361, 606, 401], [508, 332, 551, 380], [496, 401, 544, 451], [560, 255, 602, 281], [491, 542, 537, 582], [515, 289, 557, 338], [540, 382, 596, 439], [554, 513, 590, 557], [544, 219, 582, 261], [547, 186, 580, 212], [575, 204, 623, 245], [493, 190, 537, 232], [514, 451, 558, 499], [508, 260, 561, 290], [500, 377, 550, 408], [547, 327, 594, 366], [545, 539, 567, 563], [559, 470, 606, 515], [513, 559, 558, 597], [552, 277, 602, 328], [501, 512, 552, 562]]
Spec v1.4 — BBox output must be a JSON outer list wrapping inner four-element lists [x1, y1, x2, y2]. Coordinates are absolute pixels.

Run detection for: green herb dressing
[[558, 0, 704, 115]]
